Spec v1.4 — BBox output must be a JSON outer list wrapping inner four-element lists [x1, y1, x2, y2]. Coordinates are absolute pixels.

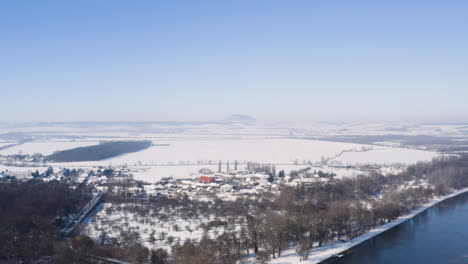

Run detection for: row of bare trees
[[167, 156, 468, 263]]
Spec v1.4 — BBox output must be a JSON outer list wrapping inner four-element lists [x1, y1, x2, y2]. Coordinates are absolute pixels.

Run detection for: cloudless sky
[[1, 0, 467, 122]]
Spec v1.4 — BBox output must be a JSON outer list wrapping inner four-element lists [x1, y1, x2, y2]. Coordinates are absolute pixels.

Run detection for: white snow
[[0, 140, 100, 155], [0, 165, 48, 174], [84, 203, 241, 252], [333, 147, 437, 165], [43, 139, 438, 182], [0, 142, 14, 148], [105, 139, 367, 165]]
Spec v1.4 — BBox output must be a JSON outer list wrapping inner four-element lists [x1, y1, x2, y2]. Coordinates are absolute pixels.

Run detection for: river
[[333, 191, 468, 264]]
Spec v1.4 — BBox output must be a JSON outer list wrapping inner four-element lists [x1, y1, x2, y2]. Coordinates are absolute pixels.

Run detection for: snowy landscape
[[0, 121, 453, 179], [2, 121, 468, 263]]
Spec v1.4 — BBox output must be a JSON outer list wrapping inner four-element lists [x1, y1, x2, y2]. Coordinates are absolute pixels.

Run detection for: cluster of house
[[0, 164, 335, 200], [122, 169, 333, 200], [0, 170, 33, 181], [0, 166, 135, 195]]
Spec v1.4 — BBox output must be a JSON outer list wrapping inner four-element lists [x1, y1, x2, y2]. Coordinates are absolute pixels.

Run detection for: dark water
[[334, 192, 468, 264]]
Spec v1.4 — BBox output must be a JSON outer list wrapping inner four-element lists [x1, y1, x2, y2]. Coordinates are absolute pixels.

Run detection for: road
[[57, 193, 104, 239]]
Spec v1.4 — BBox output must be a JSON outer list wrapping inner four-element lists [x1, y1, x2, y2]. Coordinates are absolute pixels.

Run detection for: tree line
[[0, 180, 90, 262], [47, 141, 152, 162]]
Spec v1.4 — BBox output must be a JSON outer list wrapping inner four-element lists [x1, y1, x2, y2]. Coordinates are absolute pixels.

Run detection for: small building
[[214, 173, 232, 179], [6, 171, 33, 181], [95, 186, 108, 193], [146, 189, 160, 197], [199, 176, 215, 183], [127, 186, 143, 194], [220, 184, 233, 192]]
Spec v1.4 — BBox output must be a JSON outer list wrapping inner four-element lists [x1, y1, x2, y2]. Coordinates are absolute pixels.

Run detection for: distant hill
[[222, 115, 256, 123], [47, 141, 152, 162]]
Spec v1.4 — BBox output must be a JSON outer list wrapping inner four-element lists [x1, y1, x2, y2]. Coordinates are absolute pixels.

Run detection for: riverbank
[[267, 187, 468, 264]]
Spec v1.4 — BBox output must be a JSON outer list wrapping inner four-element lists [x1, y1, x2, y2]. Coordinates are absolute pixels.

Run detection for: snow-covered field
[[0, 142, 14, 148], [2, 121, 468, 142], [105, 139, 367, 165], [49, 139, 437, 182], [0, 122, 450, 182], [0, 137, 438, 182], [0, 140, 100, 155], [102, 139, 437, 166], [333, 147, 436, 165], [0, 164, 48, 174]]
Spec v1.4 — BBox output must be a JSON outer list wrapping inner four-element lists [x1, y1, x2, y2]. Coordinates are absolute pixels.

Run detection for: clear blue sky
[[1, 0, 467, 122]]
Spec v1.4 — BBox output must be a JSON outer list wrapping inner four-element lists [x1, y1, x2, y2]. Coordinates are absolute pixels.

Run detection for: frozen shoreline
[[268, 187, 468, 264]]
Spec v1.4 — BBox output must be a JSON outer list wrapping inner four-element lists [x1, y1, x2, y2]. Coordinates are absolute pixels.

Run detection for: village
[[0, 161, 341, 201]]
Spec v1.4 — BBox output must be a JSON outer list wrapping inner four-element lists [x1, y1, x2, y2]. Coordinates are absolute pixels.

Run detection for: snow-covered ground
[[84, 203, 241, 252], [0, 122, 450, 182], [285, 122, 468, 137], [0, 164, 48, 174], [103, 139, 369, 165], [38, 139, 438, 182], [2, 121, 467, 137], [0, 138, 438, 182], [0, 142, 14, 148], [0, 140, 100, 155], [99, 139, 437, 166], [266, 187, 468, 264], [333, 147, 436, 165]]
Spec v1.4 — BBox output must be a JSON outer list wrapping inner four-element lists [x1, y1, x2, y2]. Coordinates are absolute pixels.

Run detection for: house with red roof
[[199, 176, 215, 183]]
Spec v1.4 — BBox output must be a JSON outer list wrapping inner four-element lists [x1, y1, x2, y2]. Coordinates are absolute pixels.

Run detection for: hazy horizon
[[2, 0, 467, 123]]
